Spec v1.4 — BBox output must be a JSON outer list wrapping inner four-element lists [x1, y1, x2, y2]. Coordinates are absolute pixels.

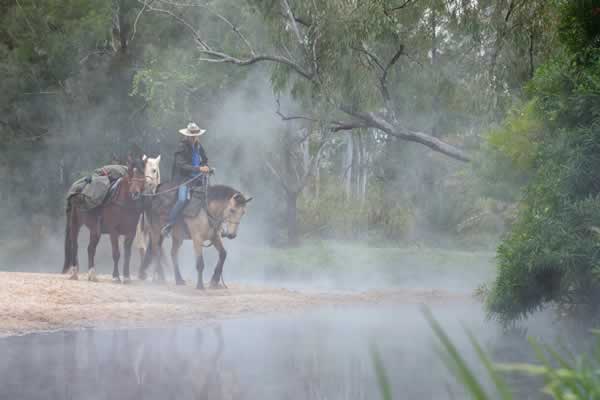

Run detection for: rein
[[141, 173, 205, 197]]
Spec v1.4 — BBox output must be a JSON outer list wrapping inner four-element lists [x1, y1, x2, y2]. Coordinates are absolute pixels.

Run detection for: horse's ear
[[244, 197, 253, 204], [156, 154, 161, 163], [142, 154, 148, 161]]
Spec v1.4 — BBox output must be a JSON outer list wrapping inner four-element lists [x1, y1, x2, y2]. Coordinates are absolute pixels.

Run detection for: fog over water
[[0, 302, 568, 400]]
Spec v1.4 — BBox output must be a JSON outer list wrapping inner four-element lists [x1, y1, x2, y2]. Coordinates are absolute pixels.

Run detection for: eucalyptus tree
[[133, 0, 559, 243], [140, 0, 471, 161]]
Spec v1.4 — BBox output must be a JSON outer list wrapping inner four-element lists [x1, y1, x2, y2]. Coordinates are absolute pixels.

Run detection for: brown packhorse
[[139, 182, 252, 289], [62, 158, 147, 282]]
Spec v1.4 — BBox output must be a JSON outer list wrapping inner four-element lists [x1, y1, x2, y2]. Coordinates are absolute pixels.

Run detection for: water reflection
[[0, 305, 568, 400], [1, 324, 236, 400]]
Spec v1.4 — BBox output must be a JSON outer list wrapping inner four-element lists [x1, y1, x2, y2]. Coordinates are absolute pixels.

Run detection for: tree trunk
[[345, 134, 353, 198], [431, 4, 440, 137], [357, 132, 367, 203], [286, 190, 299, 245]]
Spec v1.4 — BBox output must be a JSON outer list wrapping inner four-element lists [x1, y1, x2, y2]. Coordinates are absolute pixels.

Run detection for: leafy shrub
[[298, 178, 413, 240], [487, 1, 600, 323]]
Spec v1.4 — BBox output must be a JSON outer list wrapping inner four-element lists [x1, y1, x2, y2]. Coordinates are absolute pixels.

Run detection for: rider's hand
[[199, 165, 210, 173]]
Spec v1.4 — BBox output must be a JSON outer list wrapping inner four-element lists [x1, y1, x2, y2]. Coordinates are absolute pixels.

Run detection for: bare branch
[[352, 44, 385, 72], [382, 45, 404, 84], [340, 105, 470, 162], [146, 0, 314, 79], [281, 0, 304, 46], [155, 0, 258, 56], [380, 44, 404, 104], [131, 0, 154, 42], [275, 98, 367, 133], [331, 121, 368, 132], [197, 51, 314, 80], [143, 2, 210, 49], [383, 0, 420, 16], [265, 158, 290, 192]]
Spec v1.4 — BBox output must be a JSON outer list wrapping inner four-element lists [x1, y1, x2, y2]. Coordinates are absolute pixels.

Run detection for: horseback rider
[[161, 122, 210, 237]]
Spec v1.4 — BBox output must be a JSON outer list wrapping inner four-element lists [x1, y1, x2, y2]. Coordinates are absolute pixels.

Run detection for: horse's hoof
[[68, 266, 79, 280], [176, 279, 186, 286], [209, 281, 225, 290], [196, 281, 205, 290], [88, 268, 98, 282], [112, 276, 122, 284], [138, 271, 147, 281], [123, 277, 131, 285]]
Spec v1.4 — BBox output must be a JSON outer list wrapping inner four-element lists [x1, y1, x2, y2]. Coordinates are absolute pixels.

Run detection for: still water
[[0, 303, 559, 400]]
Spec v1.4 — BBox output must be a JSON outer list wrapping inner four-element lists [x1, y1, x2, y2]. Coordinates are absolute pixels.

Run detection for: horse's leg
[[152, 234, 166, 284], [122, 235, 134, 284], [68, 214, 82, 280], [135, 216, 147, 272], [209, 234, 227, 289], [63, 203, 74, 274], [110, 232, 121, 283], [193, 244, 205, 290], [140, 217, 160, 281], [87, 222, 101, 282], [171, 233, 186, 286], [185, 218, 209, 290]]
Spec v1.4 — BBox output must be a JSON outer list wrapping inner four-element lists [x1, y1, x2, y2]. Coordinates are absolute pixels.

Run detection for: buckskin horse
[[62, 157, 147, 282], [139, 180, 252, 289]]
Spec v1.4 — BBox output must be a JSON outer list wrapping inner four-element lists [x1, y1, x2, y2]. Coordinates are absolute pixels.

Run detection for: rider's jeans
[[167, 185, 188, 226]]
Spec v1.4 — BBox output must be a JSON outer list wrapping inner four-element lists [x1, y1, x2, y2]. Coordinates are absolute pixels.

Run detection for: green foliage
[[371, 345, 392, 400], [298, 177, 413, 240], [420, 309, 600, 400], [487, 101, 542, 173], [558, 0, 600, 63], [487, 1, 600, 322]]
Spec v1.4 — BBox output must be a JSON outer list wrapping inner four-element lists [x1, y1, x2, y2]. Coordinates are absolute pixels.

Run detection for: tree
[[486, 0, 600, 323]]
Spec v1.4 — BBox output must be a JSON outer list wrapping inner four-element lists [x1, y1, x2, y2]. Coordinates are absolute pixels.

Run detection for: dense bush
[[298, 179, 414, 241], [487, 0, 600, 323]]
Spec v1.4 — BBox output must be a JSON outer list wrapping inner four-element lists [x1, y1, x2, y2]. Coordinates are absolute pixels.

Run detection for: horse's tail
[[62, 199, 73, 274]]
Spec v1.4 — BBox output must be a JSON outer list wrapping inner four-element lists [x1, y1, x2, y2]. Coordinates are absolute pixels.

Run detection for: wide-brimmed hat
[[179, 122, 206, 137]]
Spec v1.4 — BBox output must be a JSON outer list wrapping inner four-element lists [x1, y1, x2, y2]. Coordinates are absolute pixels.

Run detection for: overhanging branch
[[340, 105, 471, 162]]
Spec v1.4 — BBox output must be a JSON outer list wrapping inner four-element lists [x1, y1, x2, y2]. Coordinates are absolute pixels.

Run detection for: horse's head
[[127, 157, 146, 201], [142, 154, 161, 194], [221, 192, 252, 239]]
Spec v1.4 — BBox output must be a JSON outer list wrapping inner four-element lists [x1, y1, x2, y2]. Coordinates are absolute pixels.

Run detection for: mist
[[1, 0, 596, 399]]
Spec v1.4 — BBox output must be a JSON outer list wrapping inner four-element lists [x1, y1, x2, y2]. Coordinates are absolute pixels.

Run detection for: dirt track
[[0, 272, 472, 337]]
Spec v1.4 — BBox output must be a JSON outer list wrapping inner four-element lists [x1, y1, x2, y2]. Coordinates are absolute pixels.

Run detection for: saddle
[[182, 185, 208, 218]]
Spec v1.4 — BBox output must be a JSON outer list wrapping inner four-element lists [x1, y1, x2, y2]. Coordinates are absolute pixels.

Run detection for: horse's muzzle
[[221, 232, 236, 239]]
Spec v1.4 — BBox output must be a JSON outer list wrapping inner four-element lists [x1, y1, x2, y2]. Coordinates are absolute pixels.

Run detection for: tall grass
[[373, 307, 600, 399]]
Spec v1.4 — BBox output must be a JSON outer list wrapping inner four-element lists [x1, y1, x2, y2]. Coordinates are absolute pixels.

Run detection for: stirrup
[[161, 224, 172, 238]]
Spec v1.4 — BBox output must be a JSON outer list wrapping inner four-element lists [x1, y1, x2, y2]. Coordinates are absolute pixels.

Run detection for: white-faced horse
[[135, 155, 161, 271]]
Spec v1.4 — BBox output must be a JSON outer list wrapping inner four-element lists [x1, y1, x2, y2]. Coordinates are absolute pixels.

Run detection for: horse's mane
[[207, 185, 239, 202]]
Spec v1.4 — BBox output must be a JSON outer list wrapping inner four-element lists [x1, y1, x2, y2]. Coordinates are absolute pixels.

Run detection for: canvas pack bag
[[67, 165, 129, 211]]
